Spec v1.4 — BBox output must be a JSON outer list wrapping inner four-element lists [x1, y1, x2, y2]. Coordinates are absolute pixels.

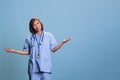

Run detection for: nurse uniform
[[23, 31, 58, 80]]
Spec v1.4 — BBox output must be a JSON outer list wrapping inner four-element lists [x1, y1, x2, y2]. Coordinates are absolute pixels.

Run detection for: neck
[[37, 31, 42, 36]]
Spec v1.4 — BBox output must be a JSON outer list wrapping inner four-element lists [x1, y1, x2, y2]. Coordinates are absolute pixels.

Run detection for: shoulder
[[25, 34, 33, 40], [44, 31, 54, 37]]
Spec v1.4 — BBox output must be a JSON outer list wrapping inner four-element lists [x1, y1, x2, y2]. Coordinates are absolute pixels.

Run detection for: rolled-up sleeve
[[23, 38, 30, 52]]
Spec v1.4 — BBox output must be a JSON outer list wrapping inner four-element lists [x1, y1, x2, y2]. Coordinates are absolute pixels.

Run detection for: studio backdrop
[[0, 0, 120, 80]]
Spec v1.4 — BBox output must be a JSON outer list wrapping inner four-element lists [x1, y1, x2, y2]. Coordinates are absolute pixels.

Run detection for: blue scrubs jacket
[[23, 31, 58, 73]]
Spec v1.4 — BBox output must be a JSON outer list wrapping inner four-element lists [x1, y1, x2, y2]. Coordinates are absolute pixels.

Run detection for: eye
[[37, 22, 40, 24]]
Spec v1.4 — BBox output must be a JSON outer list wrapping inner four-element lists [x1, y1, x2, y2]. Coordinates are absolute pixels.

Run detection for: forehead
[[34, 19, 40, 23]]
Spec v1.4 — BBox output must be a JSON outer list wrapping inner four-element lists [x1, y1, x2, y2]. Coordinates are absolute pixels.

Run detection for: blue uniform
[[23, 31, 58, 80]]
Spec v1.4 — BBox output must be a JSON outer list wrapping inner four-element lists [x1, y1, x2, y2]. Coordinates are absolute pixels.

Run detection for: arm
[[4, 48, 29, 55], [52, 37, 71, 53]]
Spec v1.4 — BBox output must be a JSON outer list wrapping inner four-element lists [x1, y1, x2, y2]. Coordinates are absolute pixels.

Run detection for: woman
[[4, 18, 71, 80]]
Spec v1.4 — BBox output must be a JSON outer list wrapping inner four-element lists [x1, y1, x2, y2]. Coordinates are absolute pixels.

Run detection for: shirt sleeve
[[23, 37, 30, 52], [49, 33, 58, 51]]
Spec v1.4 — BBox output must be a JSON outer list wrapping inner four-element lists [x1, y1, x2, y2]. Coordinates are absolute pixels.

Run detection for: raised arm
[[52, 37, 71, 53], [4, 48, 29, 55]]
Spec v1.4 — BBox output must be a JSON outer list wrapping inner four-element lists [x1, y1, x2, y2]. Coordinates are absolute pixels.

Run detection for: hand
[[4, 48, 15, 53], [62, 37, 71, 43]]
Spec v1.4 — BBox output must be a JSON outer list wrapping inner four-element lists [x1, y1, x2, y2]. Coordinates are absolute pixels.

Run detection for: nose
[[34, 25, 38, 28]]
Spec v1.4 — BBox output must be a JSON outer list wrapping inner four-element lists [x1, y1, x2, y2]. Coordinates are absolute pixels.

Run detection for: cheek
[[33, 26, 36, 29], [37, 25, 42, 30], [39, 26, 42, 29], [39, 24, 42, 29]]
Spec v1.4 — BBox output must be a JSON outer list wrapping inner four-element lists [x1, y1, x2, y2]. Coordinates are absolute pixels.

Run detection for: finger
[[4, 48, 12, 52], [4, 48, 8, 51], [66, 37, 71, 41]]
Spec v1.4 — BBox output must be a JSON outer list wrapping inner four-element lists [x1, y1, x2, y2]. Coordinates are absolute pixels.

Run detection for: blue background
[[0, 0, 120, 80]]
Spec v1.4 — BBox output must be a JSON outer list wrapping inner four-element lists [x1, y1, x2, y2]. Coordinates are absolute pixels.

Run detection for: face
[[33, 20, 42, 32]]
